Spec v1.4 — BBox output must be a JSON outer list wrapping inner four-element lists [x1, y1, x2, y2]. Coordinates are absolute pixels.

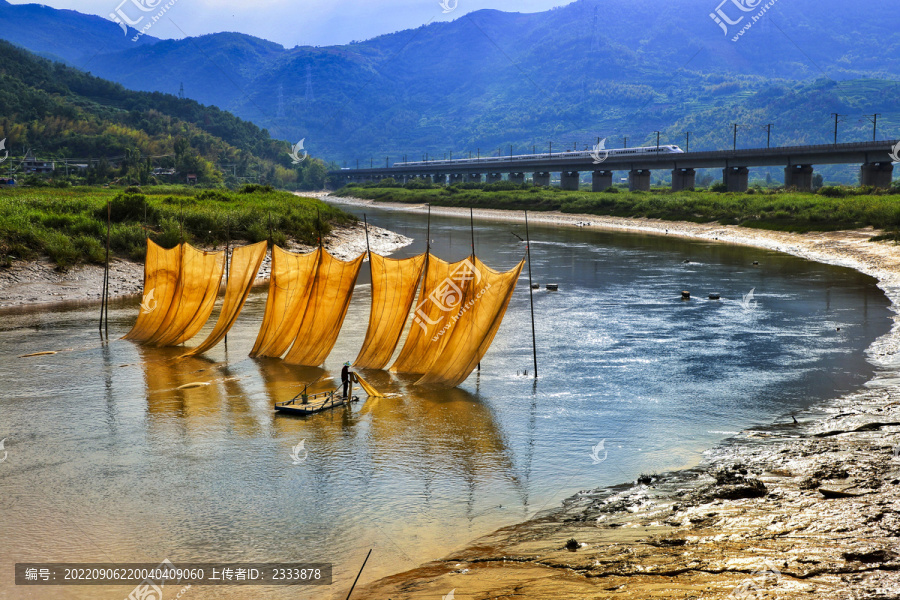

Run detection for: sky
[[7, 0, 569, 47]]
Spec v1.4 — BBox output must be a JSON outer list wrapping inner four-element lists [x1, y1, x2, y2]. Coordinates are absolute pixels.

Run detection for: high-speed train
[[394, 145, 685, 167]]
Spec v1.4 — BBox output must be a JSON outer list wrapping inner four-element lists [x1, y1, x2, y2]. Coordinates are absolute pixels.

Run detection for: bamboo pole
[[99, 200, 109, 335], [224, 216, 230, 348], [345, 549, 372, 600], [105, 205, 110, 338], [470, 207, 480, 372], [525, 210, 537, 378], [103, 200, 111, 337], [469, 207, 475, 259]]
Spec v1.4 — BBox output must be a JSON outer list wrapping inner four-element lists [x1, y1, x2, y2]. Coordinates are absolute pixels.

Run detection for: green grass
[[0, 185, 355, 268], [334, 183, 900, 236]]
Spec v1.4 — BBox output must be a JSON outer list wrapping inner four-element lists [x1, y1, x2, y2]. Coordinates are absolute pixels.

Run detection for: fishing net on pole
[[354, 253, 426, 370], [416, 256, 525, 388], [283, 250, 365, 366], [147, 243, 225, 347], [390, 254, 476, 375], [124, 239, 182, 342], [250, 246, 320, 358], [183, 241, 267, 357], [125, 241, 225, 347]]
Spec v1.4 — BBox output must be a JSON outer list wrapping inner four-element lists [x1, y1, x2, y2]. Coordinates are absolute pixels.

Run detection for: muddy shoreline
[[0, 219, 411, 313], [323, 194, 900, 599]]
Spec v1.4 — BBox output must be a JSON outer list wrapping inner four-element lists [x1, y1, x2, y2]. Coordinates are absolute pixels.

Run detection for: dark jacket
[[341, 365, 350, 383]]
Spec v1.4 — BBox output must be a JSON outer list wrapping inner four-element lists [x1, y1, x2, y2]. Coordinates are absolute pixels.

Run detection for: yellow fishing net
[[250, 246, 320, 358], [183, 241, 267, 358], [124, 239, 182, 342], [390, 255, 477, 375], [416, 257, 525, 388], [353, 372, 385, 397], [283, 250, 365, 366], [354, 253, 426, 369], [148, 244, 226, 347]]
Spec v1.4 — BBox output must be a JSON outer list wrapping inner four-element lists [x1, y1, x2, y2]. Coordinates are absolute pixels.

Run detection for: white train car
[[394, 145, 685, 168]]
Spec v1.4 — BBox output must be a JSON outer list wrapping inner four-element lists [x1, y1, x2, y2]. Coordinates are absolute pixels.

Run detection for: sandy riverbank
[[0, 218, 411, 312], [322, 193, 900, 599]]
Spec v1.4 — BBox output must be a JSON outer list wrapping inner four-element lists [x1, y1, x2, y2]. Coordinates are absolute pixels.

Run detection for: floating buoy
[[531, 283, 540, 290], [753, 261, 759, 266], [19, 351, 58, 358], [681, 291, 691, 300], [545, 284, 559, 291], [709, 293, 721, 300]]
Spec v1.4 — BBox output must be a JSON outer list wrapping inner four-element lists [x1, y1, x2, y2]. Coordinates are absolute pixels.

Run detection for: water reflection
[[1, 204, 894, 598]]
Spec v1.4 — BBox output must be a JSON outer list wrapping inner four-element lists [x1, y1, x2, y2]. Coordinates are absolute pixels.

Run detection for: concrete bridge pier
[[486, 172, 503, 184], [449, 173, 465, 185], [561, 171, 580, 191], [671, 168, 696, 192], [432, 174, 447, 186], [420, 174, 432, 184], [467, 173, 482, 184], [629, 169, 651, 191], [723, 166, 749, 193], [860, 162, 894, 189], [533, 172, 550, 187], [784, 165, 814, 191], [592, 170, 613, 192], [509, 172, 525, 185]]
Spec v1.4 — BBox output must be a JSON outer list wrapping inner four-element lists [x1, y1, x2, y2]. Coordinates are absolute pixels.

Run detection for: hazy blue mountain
[[0, 0, 156, 66], [0, 0, 898, 167]]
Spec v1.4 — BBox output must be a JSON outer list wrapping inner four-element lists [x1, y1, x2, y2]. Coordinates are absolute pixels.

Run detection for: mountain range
[[1, 0, 899, 180]]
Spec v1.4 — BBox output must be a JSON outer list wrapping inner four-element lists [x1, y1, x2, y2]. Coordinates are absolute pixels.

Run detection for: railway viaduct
[[330, 140, 898, 192]]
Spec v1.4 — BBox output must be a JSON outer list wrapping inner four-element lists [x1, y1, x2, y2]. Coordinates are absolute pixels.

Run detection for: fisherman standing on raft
[[341, 362, 351, 399]]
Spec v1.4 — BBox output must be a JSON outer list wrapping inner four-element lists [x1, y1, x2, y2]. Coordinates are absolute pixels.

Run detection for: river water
[[0, 204, 892, 599]]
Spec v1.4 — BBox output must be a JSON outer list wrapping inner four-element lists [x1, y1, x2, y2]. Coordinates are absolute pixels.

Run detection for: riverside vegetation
[[0, 185, 354, 268], [335, 180, 900, 236]]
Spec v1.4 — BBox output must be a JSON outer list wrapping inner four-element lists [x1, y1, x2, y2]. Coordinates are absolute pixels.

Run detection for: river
[[0, 203, 891, 599]]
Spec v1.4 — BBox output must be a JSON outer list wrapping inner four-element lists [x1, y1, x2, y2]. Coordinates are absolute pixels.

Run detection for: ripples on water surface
[[0, 204, 892, 598]]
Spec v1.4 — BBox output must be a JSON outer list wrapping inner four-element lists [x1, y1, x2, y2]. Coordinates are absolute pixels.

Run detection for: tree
[[812, 173, 824, 190]]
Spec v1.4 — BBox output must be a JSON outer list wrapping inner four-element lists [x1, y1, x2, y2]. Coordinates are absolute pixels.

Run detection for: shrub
[[710, 182, 727, 193], [817, 185, 847, 198], [197, 190, 230, 202], [105, 192, 151, 223], [239, 183, 274, 194], [404, 179, 435, 190]]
